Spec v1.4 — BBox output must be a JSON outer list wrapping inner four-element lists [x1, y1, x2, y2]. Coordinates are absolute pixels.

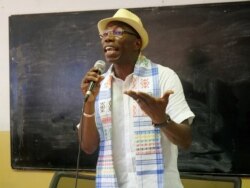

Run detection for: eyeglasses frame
[[99, 29, 140, 39]]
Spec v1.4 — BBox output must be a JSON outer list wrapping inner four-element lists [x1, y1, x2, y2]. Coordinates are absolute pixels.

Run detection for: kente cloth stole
[[95, 56, 164, 188]]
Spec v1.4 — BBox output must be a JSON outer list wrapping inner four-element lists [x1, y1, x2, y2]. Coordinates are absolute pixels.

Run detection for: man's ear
[[135, 38, 142, 50]]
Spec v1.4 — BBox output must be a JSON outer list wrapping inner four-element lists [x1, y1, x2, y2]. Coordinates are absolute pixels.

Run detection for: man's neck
[[113, 61, 136, 80], [112, 54, 140, 80]]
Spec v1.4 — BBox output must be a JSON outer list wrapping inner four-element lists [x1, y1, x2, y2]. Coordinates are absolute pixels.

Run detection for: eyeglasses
[[99, 29, 139, 39]]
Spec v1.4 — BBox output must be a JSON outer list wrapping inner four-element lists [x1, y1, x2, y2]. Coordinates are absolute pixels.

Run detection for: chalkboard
[[9, 2, 250, 175]]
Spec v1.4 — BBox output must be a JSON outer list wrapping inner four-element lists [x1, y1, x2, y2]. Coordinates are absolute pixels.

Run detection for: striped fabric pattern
[[95, 56, 164, 188]]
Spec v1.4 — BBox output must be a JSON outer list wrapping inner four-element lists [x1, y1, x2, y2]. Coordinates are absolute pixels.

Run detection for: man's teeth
[[105, 47, 115, 51]]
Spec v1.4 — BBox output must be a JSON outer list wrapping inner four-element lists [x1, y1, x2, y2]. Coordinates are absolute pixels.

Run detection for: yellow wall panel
[[0, 131, 53, 188]]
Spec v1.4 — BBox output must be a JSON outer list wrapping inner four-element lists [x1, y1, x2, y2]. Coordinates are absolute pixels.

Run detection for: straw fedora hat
[[97, 8, 149, 50]]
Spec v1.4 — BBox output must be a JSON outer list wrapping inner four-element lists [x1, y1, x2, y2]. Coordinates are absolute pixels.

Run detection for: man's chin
[[105, 55, 120, 64]]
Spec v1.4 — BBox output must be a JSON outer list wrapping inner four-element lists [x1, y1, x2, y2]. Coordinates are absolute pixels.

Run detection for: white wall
[[0, 0, 246, 131]]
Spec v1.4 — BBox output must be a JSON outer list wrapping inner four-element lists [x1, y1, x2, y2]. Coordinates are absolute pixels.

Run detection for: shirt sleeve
[[158, 65, 195, 124]]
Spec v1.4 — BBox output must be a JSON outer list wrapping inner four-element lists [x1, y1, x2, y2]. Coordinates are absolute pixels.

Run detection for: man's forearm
[[78, 102, 100, 154]]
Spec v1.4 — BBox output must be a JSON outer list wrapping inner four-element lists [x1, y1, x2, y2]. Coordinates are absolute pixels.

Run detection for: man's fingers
[[124, 91, 153, 107], [136, 92, 153, 103], [125, 90, 174, 104], [162, 90, 174, 101], [124, 90, 138, 100]]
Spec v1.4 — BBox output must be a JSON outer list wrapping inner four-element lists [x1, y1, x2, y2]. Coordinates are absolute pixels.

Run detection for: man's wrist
[[153, 114, 171, 128], [83, 112, 95, 118]]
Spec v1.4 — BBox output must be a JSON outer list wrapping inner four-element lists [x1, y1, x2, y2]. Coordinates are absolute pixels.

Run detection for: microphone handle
[[84, 81, 95, 102]]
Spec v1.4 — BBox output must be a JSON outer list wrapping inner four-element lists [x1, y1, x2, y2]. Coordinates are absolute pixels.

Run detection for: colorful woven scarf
[[95, 56, 164, 188]]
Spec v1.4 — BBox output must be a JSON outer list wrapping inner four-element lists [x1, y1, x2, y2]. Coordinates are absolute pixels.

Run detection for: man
[[79, 8, 195, 188]]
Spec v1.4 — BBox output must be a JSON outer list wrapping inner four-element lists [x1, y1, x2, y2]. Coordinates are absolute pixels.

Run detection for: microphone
[[84, 60, 106, 102]]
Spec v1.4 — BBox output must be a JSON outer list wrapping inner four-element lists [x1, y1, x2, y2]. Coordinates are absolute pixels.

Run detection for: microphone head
[[94, 60, 106, 74]]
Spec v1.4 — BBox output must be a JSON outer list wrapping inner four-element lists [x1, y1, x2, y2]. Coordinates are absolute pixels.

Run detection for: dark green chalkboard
[[9, 2, 250, 175]]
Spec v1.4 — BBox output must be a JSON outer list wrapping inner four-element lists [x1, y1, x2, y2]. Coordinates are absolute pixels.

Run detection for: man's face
[[100, 21, 141, 64]]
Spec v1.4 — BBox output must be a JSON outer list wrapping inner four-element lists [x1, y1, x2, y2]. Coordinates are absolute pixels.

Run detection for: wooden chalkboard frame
[[9, 2, 250, 175]]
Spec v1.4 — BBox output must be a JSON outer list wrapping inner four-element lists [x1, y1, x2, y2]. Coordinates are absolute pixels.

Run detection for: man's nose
[[103, 32, 116, 41]]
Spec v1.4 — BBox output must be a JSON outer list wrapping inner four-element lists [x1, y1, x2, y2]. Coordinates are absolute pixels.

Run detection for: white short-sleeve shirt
[[112, 64, 195, 188]]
